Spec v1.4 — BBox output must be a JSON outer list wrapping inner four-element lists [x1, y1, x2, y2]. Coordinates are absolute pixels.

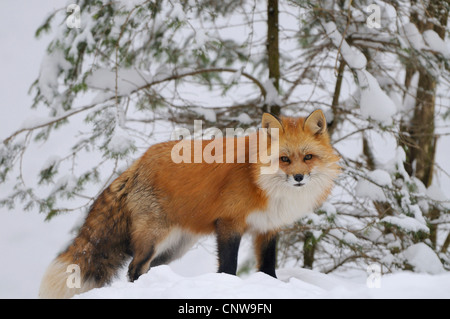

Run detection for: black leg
[[150, 250, 174, 267], [215, 219, 242, 275], [128, 245, 155, 282], [255, 232, 277, 278]]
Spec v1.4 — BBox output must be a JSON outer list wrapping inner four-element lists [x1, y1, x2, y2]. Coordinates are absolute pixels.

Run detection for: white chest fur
[[246, 171, 329, 233], [246, 189, 316, 233]]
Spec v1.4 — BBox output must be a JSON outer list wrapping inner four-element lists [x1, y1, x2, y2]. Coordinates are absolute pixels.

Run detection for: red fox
[[39, 110, 340, 298]]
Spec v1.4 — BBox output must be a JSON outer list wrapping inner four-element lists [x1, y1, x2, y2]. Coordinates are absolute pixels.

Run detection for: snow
[[194, 29, 208, 50], [423, 29, 450, 58], [73, 265, 450, 299], [328, 228, 344, 241], [263, 79, 282, 106], [19, 116, 55, 131], [401, 23, 425, 50], [68, 12, 95, 57], [342, 232, 359, 245], [108, 126, 134, 154], [41, 155, 61, 171], [400, 23, 449, 58], [237, 113, 253, 125], [38, 50, 72, 104], [403, 243, 445, 275], [85, 68, 152, 96], [427, 183, 449, 202], [320, 202, 337, 218], [401, 71, 419, 118], [192, 107, 217, 123], [384, 147, 410, 180], [323, 21, 398, 125], [409, 204, 427, 226], [355, 172, 388, 202], [51, 174, 77, 195], [227, 68, 242, 86], [323, 22, 367, 69], [170, 3, 186, 21], [368, 169, 392, 186], [381, 215, 429, 233], [119, 0, 147, 12], [357, 70, 397, 125]]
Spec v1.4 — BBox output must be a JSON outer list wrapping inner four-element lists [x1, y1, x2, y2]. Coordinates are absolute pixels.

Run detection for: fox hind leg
[[128, 227, 198, 281], [128, 244, 155, 282], [215, 218, 244, 275], [150, 229, 198, 267], [127, 213, 170, 282]]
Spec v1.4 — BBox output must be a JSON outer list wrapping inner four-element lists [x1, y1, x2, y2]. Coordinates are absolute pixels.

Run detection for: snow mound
[[355, 169, 392, 202], [423, 30, 449, 58], [74, 265, 450, 299], [403, 243, 445, 275], [368, 169, 392, 186], [381, 215, 429, 233], [357, 70, 397, 125], [238, 113, 253, 125], [402, 23, 425, 50]]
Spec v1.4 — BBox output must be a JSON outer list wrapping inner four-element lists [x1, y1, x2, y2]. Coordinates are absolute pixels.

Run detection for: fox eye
[[280, 156, 290, 163], [304, 154, 313, 161]]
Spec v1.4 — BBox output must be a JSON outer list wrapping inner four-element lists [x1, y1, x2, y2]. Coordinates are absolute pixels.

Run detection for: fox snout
[[288, 173, 310, 187]]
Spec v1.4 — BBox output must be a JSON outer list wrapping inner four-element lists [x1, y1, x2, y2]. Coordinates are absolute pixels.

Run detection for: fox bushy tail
[[39, 177, 131, 299]]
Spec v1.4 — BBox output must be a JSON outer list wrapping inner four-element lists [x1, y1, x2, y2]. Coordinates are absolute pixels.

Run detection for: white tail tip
[[39, 259, 96, 299]]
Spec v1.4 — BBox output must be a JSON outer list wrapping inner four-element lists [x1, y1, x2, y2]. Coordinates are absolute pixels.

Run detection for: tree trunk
[[303, 231, 316, 269], [266, 0, 280, 116], [400, 0, 448, 248], [328, 59, 346, 137], [406, 72, 437, 187], [402, 1, 448, 187], [441, 232, 450, 254]]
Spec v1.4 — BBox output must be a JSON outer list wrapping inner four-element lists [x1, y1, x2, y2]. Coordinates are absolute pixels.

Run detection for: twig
[[2, 103, 101, 145], [334, 0, 353, 76]]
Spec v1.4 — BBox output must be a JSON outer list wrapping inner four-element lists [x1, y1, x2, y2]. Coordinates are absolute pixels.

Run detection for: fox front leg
[[254, 232, 278, 278]]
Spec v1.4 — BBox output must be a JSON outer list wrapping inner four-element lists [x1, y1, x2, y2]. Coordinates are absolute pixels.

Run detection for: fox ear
[[262, 113, 284, 135], [304, 109, 327, 135]]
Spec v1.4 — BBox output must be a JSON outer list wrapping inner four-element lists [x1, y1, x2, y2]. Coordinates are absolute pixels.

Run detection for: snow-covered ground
[[75, 265, 450, 299], [0, 1, 449, 299]]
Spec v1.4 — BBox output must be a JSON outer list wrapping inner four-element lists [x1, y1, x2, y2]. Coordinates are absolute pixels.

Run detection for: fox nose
[[293, 174, 304, 182]]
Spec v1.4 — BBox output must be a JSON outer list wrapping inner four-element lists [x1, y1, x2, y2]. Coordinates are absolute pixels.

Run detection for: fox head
[[258, 110, 340, 199]]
